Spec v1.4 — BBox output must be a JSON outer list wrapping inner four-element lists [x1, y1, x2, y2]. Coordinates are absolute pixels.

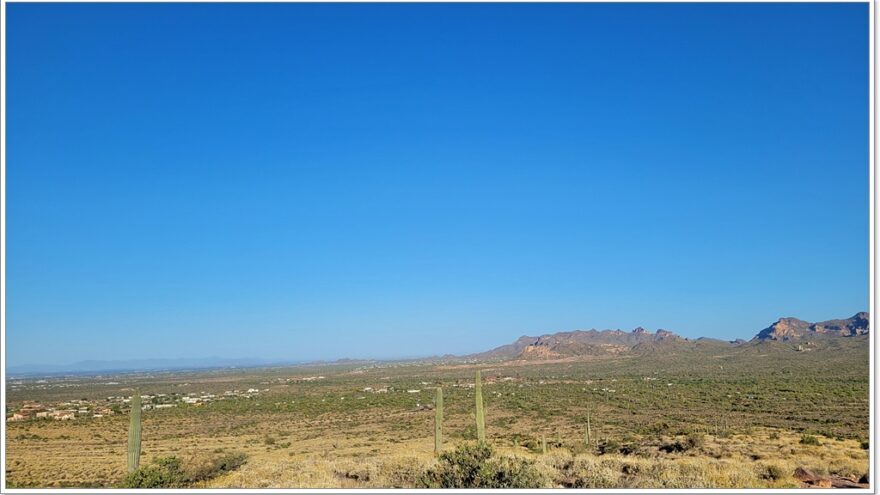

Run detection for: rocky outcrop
[[753, 313, 869, 341], [794, 467, 869, 489]]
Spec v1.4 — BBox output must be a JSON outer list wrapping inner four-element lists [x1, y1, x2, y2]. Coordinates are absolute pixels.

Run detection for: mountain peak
[[752, 313, 869, 341]]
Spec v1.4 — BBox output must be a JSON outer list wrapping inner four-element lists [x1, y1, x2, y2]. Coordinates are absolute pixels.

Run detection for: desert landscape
[[5, 313, 870, 489], [4, 1, 871, 491]]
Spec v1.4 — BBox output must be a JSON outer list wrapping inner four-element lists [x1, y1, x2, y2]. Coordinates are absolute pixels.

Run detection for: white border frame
[[0, 0, 875, 493]]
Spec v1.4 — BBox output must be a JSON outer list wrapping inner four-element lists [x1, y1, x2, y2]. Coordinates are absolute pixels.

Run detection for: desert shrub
[[547, 455, 621, 488], [598, 439, 621, 455], [508, 432, 539, 452], [460, 424, 478, 441], [378, 456, 427, 488], [768, 431, 780, 440], [618, 443, 639, 455], [419, 442, 549, 488], [569, 441, 594, 455], [120, 452, 248, 488], [419, 442, 493, 488], [335, 460, 377, 484], [661, 433, 705, 454], [520, 438, 540, 453], [187, 452, 248, 482], [760, 462, 786, 481], [492, 455, 551, 488], [799, 434, 820, 446], [659, 441, 685, 453], [684, 433, 705, 450], [121, 457, 186, 488], [860, 440, 869, 450]]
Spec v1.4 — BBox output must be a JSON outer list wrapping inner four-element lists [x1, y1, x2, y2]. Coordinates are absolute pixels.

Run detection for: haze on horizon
[[6, 3, 868, 368]]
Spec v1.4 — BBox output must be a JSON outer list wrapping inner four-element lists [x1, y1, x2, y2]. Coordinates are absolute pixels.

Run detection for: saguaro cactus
[[475, 370, 486, 443], [127, 392, 142, 473], [585, 405, 592, 447], [434, 387, 443, 455], [541, 434, 547, 454]]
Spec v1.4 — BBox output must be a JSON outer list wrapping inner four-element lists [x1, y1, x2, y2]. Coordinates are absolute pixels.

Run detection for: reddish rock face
[[519, 345, 560, 360]]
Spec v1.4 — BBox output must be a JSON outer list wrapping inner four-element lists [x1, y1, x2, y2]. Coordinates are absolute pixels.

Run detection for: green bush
[[799, 434, 820, 446], [419, 442, 548, 488], [461, 424, 478, 441], [120, 452, 248, 488], [189, 452, 248, 482], [121, 456, 186, 488], [761, 463, 786, 481], [490, 455, 549, 488], [598, 439, 621, 455], [661, 432, 705, 454]]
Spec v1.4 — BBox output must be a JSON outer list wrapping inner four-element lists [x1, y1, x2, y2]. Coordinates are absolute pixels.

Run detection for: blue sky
[[7, 3, 869, 367]]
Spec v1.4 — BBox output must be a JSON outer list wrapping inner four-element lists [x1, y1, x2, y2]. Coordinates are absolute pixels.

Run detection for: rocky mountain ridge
[[469, 312, 868, 361], [752, 312, 869, 341]]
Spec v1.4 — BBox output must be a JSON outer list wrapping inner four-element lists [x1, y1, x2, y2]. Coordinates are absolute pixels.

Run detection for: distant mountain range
[[9, 313, 868, 375], [467, 312, 869, 361]]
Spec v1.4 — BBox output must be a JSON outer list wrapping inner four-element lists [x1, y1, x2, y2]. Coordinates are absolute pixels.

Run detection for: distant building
[[51, 411, 75, 421]]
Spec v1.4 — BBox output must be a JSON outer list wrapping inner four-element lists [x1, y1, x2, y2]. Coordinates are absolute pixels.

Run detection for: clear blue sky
[[7, 3, 869, 367]]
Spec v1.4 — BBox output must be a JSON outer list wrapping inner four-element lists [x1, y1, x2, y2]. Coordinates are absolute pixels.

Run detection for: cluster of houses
[[275, 375, 326, 384], [7, 387, 268, 423], [6, 400, 114, 422], [267, 375, 327, 386], [361, 386, 391, 394]]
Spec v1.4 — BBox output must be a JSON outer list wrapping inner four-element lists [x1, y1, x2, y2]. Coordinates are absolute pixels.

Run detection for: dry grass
[[6, 347, 869, 488], [6, 406, 868, 489], [201, 430, 867, 489]]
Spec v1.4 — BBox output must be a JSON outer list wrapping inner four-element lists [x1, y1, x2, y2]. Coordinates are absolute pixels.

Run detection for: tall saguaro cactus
[[475, 370, 486, 443], [585, 405, 592, 447], [127, 392, 142, 473], [434, 387, 443, 455]]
